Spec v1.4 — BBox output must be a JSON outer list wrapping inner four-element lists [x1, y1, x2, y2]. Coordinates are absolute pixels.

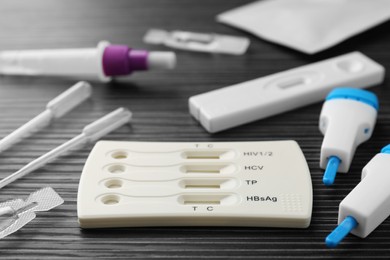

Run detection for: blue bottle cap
[[326, 88, 379, 110], [380, 144, 390, 154]]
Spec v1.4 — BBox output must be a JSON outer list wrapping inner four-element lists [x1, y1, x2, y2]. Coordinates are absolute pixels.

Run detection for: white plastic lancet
[[0, 81, 92, 153], [319, 88, 378, 186], [0, 187, 64, 239], [0, 107, 132, 189], [144, 29, 250, 55], [325, 145, 390, 247]]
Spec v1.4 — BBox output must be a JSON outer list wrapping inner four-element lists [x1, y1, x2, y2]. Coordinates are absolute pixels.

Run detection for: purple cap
[[102, 45, 148, 76]]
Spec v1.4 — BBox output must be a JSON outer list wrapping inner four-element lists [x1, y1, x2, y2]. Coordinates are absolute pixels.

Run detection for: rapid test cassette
[[77, 140, 312, 228], [189, 52, 385, 133]]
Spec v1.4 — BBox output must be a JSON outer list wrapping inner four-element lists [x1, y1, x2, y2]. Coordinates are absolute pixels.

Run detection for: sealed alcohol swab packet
[[144, 29, 250, 55], [0, 81, 92, 153], [0, 187, 64, 239], [217, 0, 390, 54], [0, 107, 132, 189]]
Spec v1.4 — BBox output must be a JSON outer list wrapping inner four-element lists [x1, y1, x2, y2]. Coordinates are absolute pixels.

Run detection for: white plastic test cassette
[[189, 52, 385, 133], [77, 140, 312, 228]]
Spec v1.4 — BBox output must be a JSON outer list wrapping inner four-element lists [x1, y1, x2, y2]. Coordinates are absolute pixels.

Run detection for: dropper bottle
[[0, 41, 176, 82]]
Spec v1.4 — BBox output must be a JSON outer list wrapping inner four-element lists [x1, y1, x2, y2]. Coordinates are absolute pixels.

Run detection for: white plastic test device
[[319, 88, 378, 186], [189, 52, 385, 133], [144, 29, 250, 55], [77, 140, 312, 228], [326, 145, 390, 248]]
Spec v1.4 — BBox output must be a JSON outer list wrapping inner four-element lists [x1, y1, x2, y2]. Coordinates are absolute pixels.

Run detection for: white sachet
[[217, 0, 390, 54]]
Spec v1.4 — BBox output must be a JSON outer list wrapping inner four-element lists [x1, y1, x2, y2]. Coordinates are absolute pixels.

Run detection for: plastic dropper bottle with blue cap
[[319, 88, 379, 186], [326, 145, 390, 247]]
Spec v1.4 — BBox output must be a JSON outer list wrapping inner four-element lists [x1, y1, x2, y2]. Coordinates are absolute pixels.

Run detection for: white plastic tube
[[0, 42, 109, 81]]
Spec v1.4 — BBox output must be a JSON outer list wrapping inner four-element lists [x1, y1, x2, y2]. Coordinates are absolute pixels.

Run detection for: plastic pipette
[[0, 41, 176, 82], [0, 81, 92, 153], [0, 107, 132, 189]]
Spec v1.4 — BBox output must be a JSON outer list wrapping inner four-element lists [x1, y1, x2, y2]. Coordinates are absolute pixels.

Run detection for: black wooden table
[[0, 0, 390, 258]]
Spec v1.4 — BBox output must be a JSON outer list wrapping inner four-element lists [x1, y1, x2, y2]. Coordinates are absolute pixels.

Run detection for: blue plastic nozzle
[[381, 144, 390, 154], [323, 156, 341, 186], [325, 216, 358, 248]]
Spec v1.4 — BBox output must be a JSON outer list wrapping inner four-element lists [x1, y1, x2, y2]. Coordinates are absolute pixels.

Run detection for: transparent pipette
[[0, 81, 92, 153], [0, 107, 132, 189]]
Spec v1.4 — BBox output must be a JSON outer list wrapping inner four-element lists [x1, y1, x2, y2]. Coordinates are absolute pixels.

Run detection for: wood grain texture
[[0, 0, 390, 258]]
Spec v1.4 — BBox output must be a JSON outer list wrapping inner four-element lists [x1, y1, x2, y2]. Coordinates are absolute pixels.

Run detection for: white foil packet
[[217, 0, 390, 54]]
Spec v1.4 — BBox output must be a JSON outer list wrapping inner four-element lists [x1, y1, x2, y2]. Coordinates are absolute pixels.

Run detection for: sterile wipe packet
[[217, 0, 390, 54]]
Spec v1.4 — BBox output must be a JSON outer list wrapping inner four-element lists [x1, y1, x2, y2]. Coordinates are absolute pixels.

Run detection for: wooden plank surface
[[0, 0, 390, 258]]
